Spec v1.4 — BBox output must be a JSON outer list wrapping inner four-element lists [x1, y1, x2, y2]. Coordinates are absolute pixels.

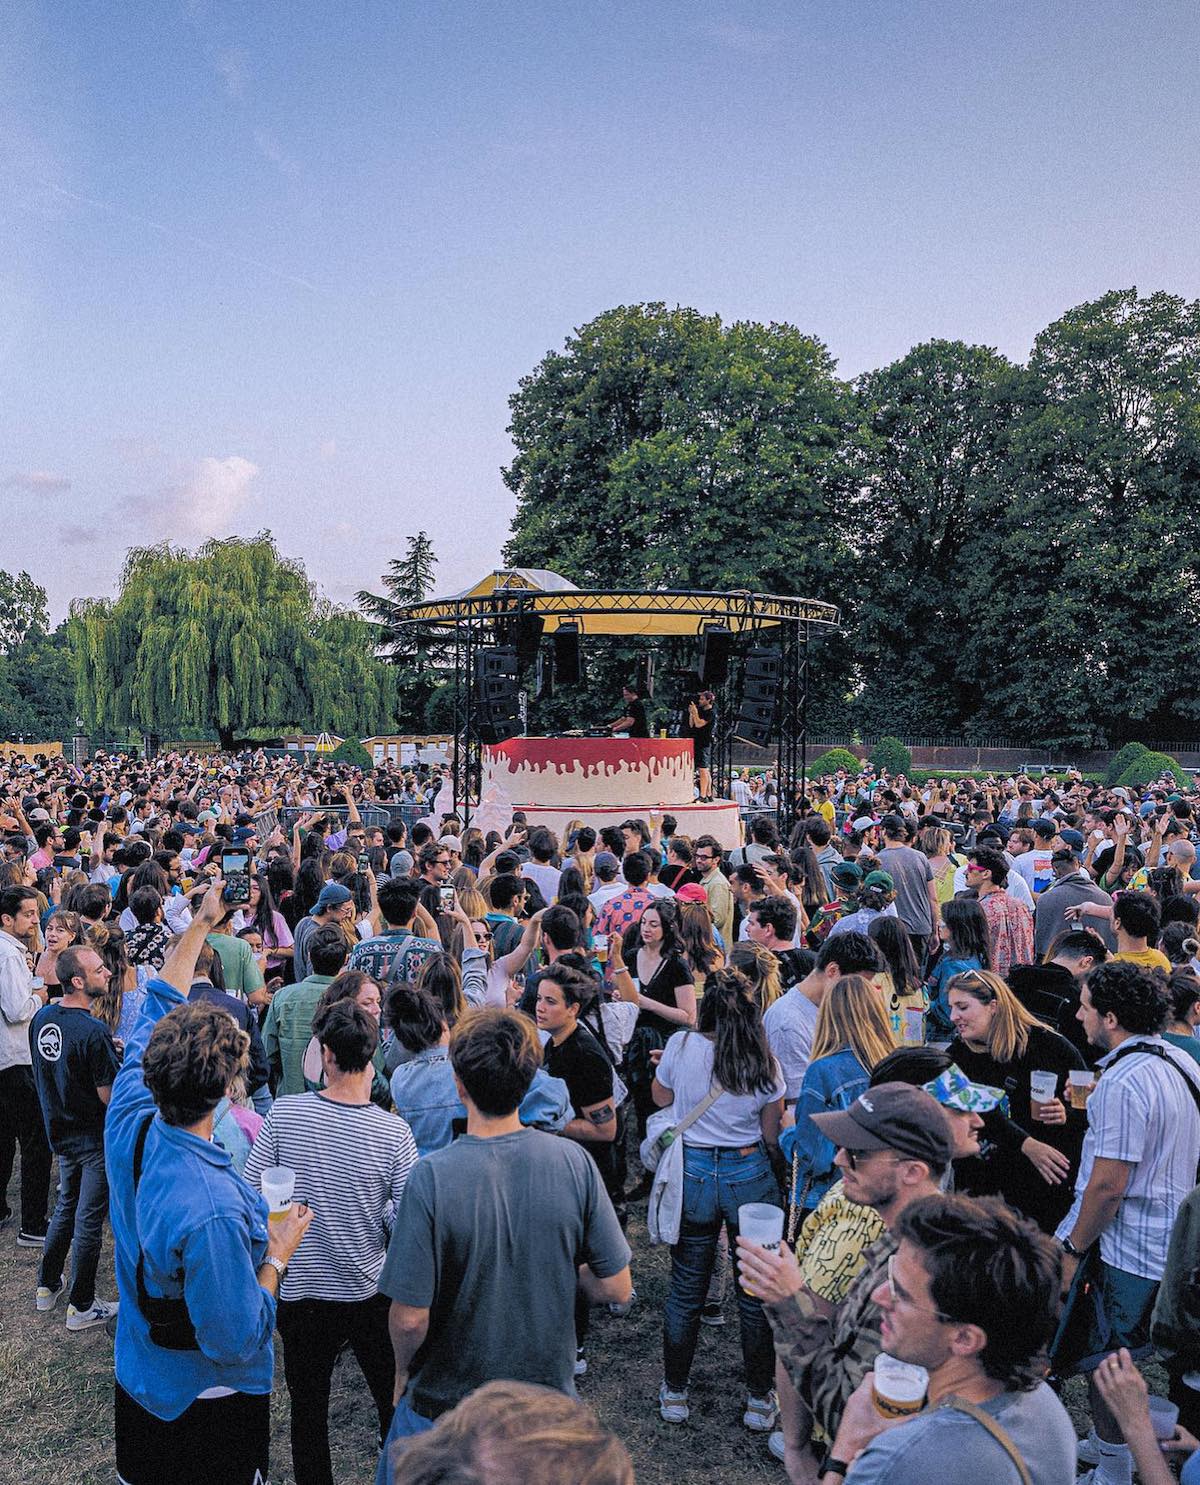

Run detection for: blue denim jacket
[[105, 977, 276, 1421], [390, 1049, 464, 1156], [780, 1047, 869, 1209]]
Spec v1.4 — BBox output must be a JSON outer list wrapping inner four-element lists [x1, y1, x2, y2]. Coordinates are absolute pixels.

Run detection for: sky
[[2, 0, 1198, 623]]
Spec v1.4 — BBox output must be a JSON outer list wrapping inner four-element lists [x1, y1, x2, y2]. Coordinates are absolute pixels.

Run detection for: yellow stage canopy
[[403, 570, 839, 637]]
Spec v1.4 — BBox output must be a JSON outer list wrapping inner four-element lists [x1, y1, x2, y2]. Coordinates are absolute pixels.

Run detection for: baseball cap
[[594, 851, 620, 877], [28, 808, 51, 822], [851, 816, 876, 833], [862, 869, 894, 894], [830, 861, 864, 888], [1058, 828, 1086, 853], [440, 836, 463, 851], [310, 882, 353, 916], [675, 882, 708, 904], [231, 826, 255, 845], [923, 1065, 1007, 1116], [810, 1082, 953, 1167], [1031, 818, 1058, 840]]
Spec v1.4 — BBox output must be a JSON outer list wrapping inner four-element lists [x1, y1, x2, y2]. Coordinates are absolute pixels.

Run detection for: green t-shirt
[[206, 931, 265, 997]]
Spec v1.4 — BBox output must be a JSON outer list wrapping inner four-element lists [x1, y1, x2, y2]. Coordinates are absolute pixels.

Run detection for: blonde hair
[[455, 887, 489, 923], [810, 974, 897, 1071], [947, 968, 1045, 1063], [727, 940, 782, 1013]]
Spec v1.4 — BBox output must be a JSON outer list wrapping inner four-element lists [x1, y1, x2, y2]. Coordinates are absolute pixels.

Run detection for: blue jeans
[[40, 1137, 109, 1310], [375, 1393, 435, 1485], [663, 1143, 781, 1396]]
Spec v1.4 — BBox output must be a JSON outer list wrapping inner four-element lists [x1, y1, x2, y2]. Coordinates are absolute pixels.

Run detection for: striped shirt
[[1056, 1036, 1200, 1280], [245, 1092, 418, 1301]]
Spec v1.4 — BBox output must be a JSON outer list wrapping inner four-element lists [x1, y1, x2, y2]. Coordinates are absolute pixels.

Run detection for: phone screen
[[222, 851, 251, 904], [439, 885, 455, 912]]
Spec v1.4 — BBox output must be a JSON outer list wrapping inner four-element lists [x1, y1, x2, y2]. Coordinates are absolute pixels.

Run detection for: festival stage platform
[[480, 737, 742, 849]]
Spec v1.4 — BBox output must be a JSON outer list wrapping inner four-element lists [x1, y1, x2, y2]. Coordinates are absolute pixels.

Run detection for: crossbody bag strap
[[938, 1397, 1032, 1485], [1105, 1041, 1200, 1122], [673, 1083, 724, 1136]]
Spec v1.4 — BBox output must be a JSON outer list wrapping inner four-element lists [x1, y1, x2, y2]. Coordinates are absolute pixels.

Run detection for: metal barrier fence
[[278, 803, 427, 835]]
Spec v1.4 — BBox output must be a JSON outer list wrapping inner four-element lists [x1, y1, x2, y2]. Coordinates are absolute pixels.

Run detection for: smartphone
[[438, 884, 455, 912], [357, 852, 370, 874], [222, 850, 252, 904]]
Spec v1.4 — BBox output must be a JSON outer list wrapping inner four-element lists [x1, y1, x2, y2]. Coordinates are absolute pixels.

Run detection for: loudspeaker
[[636, 653, 655, 699], [553, 623, 582, 687], [474, 647, 518, 681], [734, 645, 780, 746], [477, 710, 521, 745], [497, 615, 544, 672], [698, 626, 732, 686], [475, 675, 518, 702], [745, 648, 782, 683], [742, 676, 780, 705]]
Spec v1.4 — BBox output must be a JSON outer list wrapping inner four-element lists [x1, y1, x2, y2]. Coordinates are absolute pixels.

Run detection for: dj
[[606, 682, 649, 738]]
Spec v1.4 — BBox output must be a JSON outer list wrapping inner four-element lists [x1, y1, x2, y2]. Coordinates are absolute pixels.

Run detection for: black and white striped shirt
[[245, 1092, 418, 1302]]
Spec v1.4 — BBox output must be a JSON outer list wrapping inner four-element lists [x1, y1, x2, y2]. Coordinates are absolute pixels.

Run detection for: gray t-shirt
[[878, 845, 935, 936], [846, 1382, 1076, 1485], [763, 987, 820, 1101], [377, 1127, 630, 1420]]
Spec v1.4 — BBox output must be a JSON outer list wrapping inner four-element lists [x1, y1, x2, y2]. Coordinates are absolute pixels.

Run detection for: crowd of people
[[3, 746, 1200, 1485]]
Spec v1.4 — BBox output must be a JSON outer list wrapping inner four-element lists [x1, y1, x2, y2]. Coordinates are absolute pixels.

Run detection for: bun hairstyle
[[696, 967, 778, 1096]]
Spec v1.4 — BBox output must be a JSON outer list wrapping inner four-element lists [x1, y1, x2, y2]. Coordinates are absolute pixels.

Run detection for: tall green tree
[[71, 534, 398, 749], [357, 531, 446, 729], [0, 570, 49, 653], [843, 341, 1024, 734]]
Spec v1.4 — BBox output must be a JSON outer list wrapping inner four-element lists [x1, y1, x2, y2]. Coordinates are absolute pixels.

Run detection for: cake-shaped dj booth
[[394, 570, 839, 851], [481, 736, 741, 848]]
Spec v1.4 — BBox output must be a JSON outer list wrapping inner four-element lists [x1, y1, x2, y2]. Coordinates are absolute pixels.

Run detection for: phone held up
[[222, 850, 252, 905]]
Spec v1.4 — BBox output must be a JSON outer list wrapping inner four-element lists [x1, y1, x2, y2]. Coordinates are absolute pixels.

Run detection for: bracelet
[[819, 1454, 851, 1478], [261, 1255, 287, 1282], [1061, 1236, 1084, 1259]]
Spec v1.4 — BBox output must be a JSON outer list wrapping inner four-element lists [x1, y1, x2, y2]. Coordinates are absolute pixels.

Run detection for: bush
[[869, 735, 912, 776], [328, 739, 373, 769], [808, 747, 865, 777], [1116, 750, 1190, 790], [1105, 742, 1150, 787]]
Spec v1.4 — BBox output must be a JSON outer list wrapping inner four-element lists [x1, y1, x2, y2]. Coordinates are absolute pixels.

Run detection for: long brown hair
[[677, 900, 723, 978], [810, 974, 897, 1070], [696, 968, 778, 1096], [727, 941, 782, 1013]]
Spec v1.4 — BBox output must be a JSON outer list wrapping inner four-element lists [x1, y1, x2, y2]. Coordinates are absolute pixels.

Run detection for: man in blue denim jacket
[[106, 880, 313, 1485]]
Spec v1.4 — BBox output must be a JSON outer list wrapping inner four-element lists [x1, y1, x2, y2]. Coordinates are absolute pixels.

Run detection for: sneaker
[[658, 1382, 690, 1424], [36, 1281, 64, 1312], [744, 1391, 780, 1432], [768, 1430, 787, 1462], [16, 1229, 46, 1248], [1077, 1433, 1100, 1468], [574, 1346, 588, 1378], [700, 1300, 726, 1327], [607, 1287, 637, 1317], [66, 1298, 119, 1332]]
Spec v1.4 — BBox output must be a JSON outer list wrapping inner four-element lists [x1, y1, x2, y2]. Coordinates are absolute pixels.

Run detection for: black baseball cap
[[810, 1082, 953, 1167]]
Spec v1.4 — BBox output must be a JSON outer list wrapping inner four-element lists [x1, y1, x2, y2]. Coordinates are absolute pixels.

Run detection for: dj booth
[[480, 736, 741, 848]]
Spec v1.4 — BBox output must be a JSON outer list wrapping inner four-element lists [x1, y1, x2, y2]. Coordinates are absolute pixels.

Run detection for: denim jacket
[[780, 1048, 869, 1210], [105, 977, 276, 1421]]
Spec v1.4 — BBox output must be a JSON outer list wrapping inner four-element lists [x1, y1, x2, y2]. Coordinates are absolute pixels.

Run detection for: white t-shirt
[[657, 1029, 784, 1148], [521, 861, 562, 902], [952, 859, 1035, 909]]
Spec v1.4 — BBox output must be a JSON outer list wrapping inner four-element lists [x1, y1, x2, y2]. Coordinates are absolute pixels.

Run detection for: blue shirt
[[390, 1048, 464, 1156], [925, 954, 984, 1036], [780, 1047, 869, 1208], [105, 976, 277, 1421]]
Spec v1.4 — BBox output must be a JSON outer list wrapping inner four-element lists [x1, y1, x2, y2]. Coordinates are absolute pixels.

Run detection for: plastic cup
[[1068, 1070, 1096, 1110], [1030, 1070, 1058, 1121], [260, 1166, 295, 1222], [1149, 1395, 1180, 1440], [738, 1203, 784, 1293], [872, 1353, 929, 1418], [593, 932, 609, 964]]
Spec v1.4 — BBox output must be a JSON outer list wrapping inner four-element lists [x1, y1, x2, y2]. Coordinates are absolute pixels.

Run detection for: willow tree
[[71, 535, 398, 748]]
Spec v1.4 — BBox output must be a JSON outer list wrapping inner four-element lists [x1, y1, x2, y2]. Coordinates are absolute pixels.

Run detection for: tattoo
[[586, 1103, 615, 1126]]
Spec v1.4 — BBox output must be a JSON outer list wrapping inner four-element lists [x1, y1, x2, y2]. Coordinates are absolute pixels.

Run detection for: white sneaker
[[659, 1383, 690, 1424], [1077, 1432, 1100, 1467], [66, 1298, 119, 1332], [768, 1430, 787, 1462], [36, 1281, 64, 1312], [574, 1347, 588, 1378], [744, 1391, 780, 1432]]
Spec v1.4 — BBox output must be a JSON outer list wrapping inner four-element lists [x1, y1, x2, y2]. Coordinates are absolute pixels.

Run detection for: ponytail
[[697, 968, 777, 1096]]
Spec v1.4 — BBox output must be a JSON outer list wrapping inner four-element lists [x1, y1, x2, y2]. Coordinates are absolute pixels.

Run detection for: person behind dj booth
[[683, 689, 715, 801], [607, 683, 649, 738]]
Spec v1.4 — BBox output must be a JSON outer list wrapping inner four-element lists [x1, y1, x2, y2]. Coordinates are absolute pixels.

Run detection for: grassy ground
[[1, 1167, 785, 1485]]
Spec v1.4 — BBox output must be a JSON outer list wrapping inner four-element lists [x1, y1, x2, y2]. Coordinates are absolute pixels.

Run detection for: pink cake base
[[512, 801, 743, 851]]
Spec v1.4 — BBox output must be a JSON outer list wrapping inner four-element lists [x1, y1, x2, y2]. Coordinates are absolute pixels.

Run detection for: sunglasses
[[842, 1147, 902, 1171]]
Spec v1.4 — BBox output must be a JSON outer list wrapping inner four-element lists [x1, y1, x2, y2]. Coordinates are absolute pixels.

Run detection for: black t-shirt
[[544, 1022, 613, 1117], [29, 1003, 121, 1151], [635, 953, 694, 1035], [626, 698, 649, 737], [775, 949, 808, 992]]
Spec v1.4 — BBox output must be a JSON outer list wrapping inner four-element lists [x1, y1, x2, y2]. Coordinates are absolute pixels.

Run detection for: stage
[[480, 737, 742, 849]]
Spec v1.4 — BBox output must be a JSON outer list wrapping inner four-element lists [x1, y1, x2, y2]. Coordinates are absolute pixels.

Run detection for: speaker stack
[[698, 625, 732, 687], [733, 647, 781, 746], [472, 647, 521, 743]]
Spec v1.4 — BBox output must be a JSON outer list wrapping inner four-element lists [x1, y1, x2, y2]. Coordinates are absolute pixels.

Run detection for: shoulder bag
[[641, 1084, 725, 1247]]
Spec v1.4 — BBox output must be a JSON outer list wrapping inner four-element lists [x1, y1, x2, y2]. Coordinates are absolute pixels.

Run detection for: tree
[[0, 570, 49, 654], [869, 736, 913, 776], [808, 748, 864, 777], [1105, 742, 1150, 787], [357, 531, 445, 730], [842, 341, 1024, 734], [71, 534, 398, 750]]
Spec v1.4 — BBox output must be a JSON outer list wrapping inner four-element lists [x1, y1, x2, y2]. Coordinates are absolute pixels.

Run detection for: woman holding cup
[[945, 969, 1088, 1232], [648, 967, 784, 1433]]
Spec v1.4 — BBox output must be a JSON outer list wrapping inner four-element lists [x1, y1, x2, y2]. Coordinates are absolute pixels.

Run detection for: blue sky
[[2, 0, 1197, 621]]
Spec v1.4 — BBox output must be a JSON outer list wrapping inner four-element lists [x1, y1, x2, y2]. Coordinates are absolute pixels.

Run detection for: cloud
[[2, 470, 71, 492], [703, 21, 776, 56], [58, 523, 100, 547], [171, 454, 260, 534], [254, 129, 301, 180], [215, 49, 249, 97]]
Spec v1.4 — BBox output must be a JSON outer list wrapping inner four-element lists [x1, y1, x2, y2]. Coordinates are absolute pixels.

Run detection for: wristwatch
[[262, 1255, 287, 1281], [1061, 1236, 1084, 1259], [820, 1455, 851, 1478]]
